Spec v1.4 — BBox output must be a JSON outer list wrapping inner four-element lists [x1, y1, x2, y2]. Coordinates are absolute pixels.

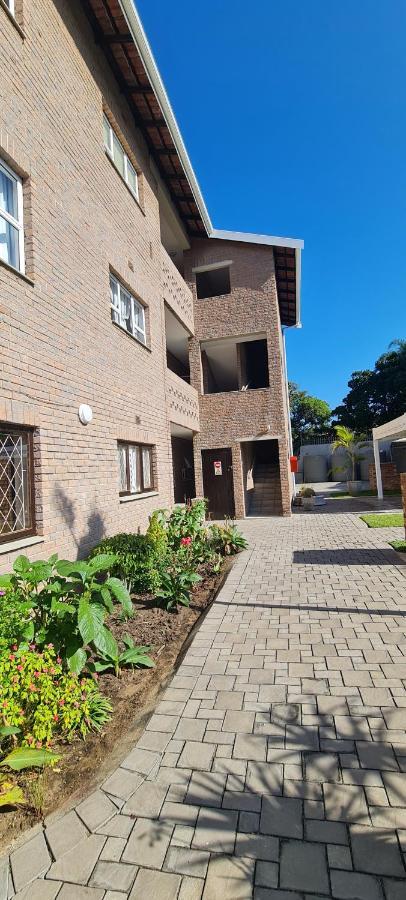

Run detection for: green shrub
[[209, 521, 248, 555], [0, 590, 33, 651], [0, 646, 111, 747], [0, 553, 132, 675], [91, 533, 165, 594], [146, 511, 169, 559], [164, 500, 207, 550], [155, 568, 201, 611]]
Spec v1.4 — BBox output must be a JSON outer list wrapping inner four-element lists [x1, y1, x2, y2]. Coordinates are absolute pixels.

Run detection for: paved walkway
[[2, 508, 406, 900]]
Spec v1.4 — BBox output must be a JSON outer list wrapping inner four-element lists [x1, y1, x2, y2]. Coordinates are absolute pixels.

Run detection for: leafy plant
[[299, 486, 316, 498], [0, 589, 34, 651], [93, 634, 154, 677], [332, 425, 368, 482], [90, 533, 165, 595], [146, 511, 169, 559], [155, 569, 201, 612], [0, 645, 111, 745], [209, 521, 248, 555], [0, 553, 132, 674], [0, 725, 59, 809]]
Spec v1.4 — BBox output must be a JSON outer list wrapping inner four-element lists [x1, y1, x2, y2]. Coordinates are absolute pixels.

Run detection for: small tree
[[332, 425, 368, 482]]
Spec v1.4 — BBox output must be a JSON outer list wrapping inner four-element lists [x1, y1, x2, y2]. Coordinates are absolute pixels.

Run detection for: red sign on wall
[[214, 460, 222, 476]]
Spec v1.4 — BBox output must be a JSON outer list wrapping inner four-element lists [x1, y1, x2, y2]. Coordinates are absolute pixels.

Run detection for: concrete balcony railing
[[166, 368, 200, 433], [161, 246, 194, 334], [197, 387, 278, 444]]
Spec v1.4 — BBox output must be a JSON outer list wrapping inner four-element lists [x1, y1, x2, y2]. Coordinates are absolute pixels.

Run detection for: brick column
[[401, 474, 406, 539]]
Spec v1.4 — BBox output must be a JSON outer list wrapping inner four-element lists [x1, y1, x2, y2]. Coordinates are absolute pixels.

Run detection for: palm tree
[[332, 425, 368, 483]]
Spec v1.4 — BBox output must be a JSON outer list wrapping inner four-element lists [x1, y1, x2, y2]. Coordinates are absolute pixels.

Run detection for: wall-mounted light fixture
[[78, 404, 93, 426]]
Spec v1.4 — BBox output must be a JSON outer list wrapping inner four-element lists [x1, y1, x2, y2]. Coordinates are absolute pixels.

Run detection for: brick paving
[[2, 508, 406, 899]]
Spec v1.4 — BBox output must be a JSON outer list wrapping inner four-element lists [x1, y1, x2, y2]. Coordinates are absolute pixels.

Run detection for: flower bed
[[0, 502, 247, 848]]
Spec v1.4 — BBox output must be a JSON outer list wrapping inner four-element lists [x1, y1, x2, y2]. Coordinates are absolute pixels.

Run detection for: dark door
[[202, 448, 235, 519]]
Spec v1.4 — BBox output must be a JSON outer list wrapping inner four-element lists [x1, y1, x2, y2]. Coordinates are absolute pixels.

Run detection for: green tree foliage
[[289, 383, 332, 451], [333, 339, 406, 430]]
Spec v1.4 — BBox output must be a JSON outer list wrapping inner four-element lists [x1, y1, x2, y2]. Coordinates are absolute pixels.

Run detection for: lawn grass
[[360, 513, 404, 528], [330, 489, 401, 500], [389, 540, 406, 552]]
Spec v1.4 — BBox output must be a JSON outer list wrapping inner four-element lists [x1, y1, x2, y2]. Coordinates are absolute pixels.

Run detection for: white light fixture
[[78, 404, 93, 425]]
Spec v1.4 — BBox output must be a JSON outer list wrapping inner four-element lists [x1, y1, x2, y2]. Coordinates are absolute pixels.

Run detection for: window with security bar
[[0, 426, 35, 542], [117, 442, 154, 496]]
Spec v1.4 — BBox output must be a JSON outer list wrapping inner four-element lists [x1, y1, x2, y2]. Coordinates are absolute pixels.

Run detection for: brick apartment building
[[0, 0, 303, 568]]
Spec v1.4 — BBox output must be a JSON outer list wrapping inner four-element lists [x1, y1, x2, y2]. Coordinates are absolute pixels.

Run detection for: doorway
[[202, 448, 235, 519]]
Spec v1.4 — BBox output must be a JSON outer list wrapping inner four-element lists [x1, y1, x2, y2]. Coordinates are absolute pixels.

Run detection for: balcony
[[166, 368, 200, 433], [161, 246, 194, 334]]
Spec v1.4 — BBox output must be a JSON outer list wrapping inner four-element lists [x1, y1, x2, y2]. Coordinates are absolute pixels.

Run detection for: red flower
[[17, 665, 23, 671], [53, 714, 59, 722], [181, 536, 192, 546], [9, 654, 15, 661]]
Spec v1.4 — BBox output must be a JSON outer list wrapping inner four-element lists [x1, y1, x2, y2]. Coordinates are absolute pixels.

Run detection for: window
[[103, 115, 139, 200], [0, 159, 24, 273], [110, 273, 146, 345], [118, 442, 154, 495], [4, 0, 15, 13], [0, 425, 35, 543], [195, 265, 231, 300]]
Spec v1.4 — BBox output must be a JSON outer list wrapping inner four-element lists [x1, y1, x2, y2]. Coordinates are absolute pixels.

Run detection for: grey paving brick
[[255, 861, 278, 888], [97, 814, 134, 838], [260, 796, 303, 839], [222, 791, 261, 812], [223, 710, 255, 733], [14, 881, 61, 900], [330, 869, 383, 899], [163, 846, 209, 879], [306, 819, 348, 844], [350, 824, 405, 877], [280, 839, 329, 894], [102, 768, 144, 801], [215, 691, 244, 710], [357, 741, 399, 771], [245, 761, 282, 795], [185, 771, 226, 807], [192, 807, 238, 854], [202, 855, 255, 900], [99, 836, 127, 861], [383, 878, 406, 900], [178, 876, 204, 900], [76, 790, 117, 831], [324, 782, 369, 824], [305, 752, 340, 783], [136, 731, 171, 753], [129, 867, 181, 899], [11, 831, 51, 893], [382, 771, 406, 805], [122, 819, 173, 869], [174, 718, 207, 741], [235, 831, 279, 861], [90, 860, 137, 891], [46, 834, 106, 884], [57, 888, 105, 900], [178, 741, 215, 770], [121, 747, 161, 775], [122, 780, 167, 818], [327, 844, 353, 870], [234, 733, 267, 761], [45, 810, 88, 860]]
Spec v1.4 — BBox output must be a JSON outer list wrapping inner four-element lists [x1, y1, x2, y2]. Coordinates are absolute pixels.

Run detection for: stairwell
[[248, 461, 283, 516]]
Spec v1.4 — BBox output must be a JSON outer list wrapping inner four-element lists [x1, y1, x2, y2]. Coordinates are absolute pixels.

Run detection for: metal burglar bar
[[0, 427, 34, 542]]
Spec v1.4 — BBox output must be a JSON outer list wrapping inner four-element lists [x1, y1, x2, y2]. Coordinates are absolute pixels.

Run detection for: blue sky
[[137, 0, 406, 410]]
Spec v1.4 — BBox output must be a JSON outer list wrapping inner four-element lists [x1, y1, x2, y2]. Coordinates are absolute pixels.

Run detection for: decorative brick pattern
[[166, 370, 200, 432], [162, 248, 194, 333], [369, 463, 401, 493]]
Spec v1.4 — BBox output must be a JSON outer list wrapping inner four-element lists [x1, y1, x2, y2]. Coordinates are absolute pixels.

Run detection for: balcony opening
[[195, 265, 231, 299], [201, 334, 269, 394], [170, 424, 196, 504], [165, 304, 190, 382]]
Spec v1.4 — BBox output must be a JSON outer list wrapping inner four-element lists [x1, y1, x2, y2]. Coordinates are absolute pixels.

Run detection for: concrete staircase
[[248, 462, 283, 516]]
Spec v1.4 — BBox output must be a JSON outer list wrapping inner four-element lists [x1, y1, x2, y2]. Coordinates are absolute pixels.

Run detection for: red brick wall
[[369, 463, 401, 493], [184, 238, 292, 517], [0, 0, 194, 569]]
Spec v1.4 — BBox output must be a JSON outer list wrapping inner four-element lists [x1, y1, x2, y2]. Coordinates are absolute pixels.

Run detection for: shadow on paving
[[293, 548, 404, 566]]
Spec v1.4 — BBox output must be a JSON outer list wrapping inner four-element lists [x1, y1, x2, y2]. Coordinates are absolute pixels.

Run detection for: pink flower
[[58, 699, 65, 706], [28, 683, 36, 691], [34, 671, 40, 678], [181, 536, 192, 546], [56, 657, 62, 664], [17, 665, 23, 672], [0, 591, 5, 597], [12, 645, 17, 651], [9, 654, 15, 661], [53, 714, 59, 722], [47, 643, 54, 649]]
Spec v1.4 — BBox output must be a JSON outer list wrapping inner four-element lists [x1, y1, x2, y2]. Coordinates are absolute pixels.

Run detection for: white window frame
[[103, 115, 139, 202], [110, 273, 146, 346], [4, 0, 15, 15], [0, 158, 25, 274]]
